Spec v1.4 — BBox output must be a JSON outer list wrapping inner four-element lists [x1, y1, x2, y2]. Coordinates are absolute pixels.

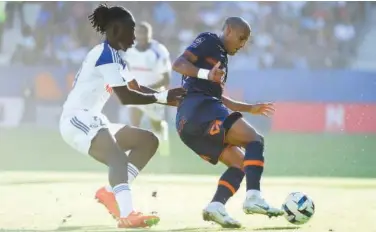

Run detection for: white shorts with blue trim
[[59, 110, 124, 155]]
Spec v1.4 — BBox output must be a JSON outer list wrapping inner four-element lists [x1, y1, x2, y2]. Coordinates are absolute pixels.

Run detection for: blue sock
[[211, 167, 244, 205], [243, 141, 264, 191]]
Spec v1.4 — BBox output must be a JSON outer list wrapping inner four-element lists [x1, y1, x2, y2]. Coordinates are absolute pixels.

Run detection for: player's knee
[[258, 134, 264, 145], [150, 133, 159, 151], [247, 132, 264, 144], [144, 131, 159, 152]]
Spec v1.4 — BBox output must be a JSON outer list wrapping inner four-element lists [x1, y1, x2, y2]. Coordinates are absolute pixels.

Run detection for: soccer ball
[[282, 192, 315, 225]]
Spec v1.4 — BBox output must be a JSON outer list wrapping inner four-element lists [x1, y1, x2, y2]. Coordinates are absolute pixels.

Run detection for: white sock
[[128, 163, 139, 184], [246, 190, 261, 199], [105, 163, 139, 193], [113, 183, 133, 218]]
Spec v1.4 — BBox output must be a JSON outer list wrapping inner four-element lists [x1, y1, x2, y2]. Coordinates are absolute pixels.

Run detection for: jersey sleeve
[[185, 33, 215, 58], [155, 43, 172, 74], [97, 64, 132, 87], [95, 44, 132, 87]]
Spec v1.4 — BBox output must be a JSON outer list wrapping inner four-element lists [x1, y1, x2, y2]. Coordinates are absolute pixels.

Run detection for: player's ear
[[224, 25, 232, 36]]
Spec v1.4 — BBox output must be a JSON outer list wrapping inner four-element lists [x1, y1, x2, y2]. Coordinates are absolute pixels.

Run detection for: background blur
[[0, 1, 375, 177]]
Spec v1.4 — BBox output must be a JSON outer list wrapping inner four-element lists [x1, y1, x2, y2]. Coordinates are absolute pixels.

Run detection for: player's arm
[[172, 51, 201, 77], [112, 86, 157, 105], [127, 79, 184, 107], [222, 95, 252, 112], [97, 63, 183, 105], [127, 79, 157, 94], [172, 37, 224, 82], [222, 95, 275, 117]]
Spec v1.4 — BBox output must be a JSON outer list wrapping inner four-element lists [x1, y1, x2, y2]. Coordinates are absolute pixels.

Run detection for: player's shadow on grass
[[253, 226, 300, 231]]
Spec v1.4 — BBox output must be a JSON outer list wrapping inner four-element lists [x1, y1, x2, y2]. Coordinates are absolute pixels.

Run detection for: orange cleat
[[95, 187, 120, 219], [117, 211, 160, 228]]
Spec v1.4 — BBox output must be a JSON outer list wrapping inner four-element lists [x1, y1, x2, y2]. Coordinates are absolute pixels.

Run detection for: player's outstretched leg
[[115, 125, 159, 176], [89, 128, 159, 228], [225, 117, 283, 218], [95, 126, 159, 220], [203, 146, 245, 228]]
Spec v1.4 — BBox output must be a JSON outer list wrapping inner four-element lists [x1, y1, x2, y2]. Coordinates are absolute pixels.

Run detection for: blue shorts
[[176, 94, 242, 165]]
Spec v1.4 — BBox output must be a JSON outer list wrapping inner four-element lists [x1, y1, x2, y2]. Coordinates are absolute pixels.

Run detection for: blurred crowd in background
[[0, 1, 372, 69]]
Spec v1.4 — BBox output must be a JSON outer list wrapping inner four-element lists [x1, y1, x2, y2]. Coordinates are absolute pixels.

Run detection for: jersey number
[[209, 120, 223, 135]]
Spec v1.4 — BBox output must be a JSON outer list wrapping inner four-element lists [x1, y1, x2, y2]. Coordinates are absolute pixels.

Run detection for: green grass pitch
[[1, 128, 375, 177], [1, 128, 375, 231], [0, 172, 376, 232]]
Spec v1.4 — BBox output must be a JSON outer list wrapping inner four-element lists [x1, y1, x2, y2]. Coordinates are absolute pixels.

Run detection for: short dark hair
[[138, 21, 152, 35], [222, 16, 250, 31], [88, 4, 134, 34]]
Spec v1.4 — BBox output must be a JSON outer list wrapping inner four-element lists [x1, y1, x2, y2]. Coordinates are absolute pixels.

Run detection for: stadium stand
[[0, 1, 374, 69]]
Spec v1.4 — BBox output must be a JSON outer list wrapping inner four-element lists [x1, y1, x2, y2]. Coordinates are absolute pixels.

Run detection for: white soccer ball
[[282, 192, 315, 225]]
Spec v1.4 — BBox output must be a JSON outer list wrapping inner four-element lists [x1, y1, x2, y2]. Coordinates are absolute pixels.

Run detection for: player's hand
[[208, 61, 225, 83], [249, 103, 275, 117], [166, 87, 186, 103], [164, 100, 181, 107], [154, 87, 186, 106]]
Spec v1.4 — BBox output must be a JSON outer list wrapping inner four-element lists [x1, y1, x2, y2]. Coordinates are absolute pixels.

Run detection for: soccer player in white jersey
[[59, 4, 185, 229], [121, 22, 172, 156]]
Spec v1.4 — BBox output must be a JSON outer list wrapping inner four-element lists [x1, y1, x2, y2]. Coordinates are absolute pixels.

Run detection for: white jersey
[[121, 40, 171, 87], [60, 41, 134, 154], [63, 41, 133, 113]]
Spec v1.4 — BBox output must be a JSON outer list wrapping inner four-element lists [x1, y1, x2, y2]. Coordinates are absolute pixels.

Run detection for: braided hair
[[88, 4, 133, 34]]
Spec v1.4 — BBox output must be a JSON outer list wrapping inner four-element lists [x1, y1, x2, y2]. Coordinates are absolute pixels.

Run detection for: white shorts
[[128, 104, 166, 122], [59, 110, 124, 155]]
